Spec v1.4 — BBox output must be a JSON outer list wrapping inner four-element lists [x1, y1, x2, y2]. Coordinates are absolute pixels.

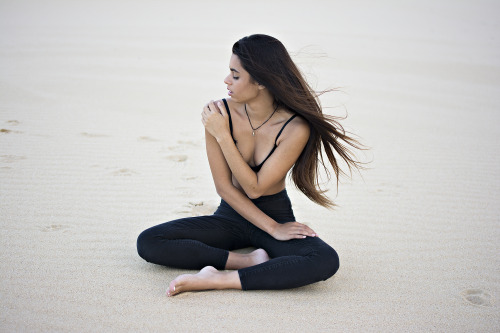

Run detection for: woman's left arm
[[202, 100, 309, 199]]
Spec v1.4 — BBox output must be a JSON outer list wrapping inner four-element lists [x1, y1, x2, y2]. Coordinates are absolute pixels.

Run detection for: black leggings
[[136, 190, 339, 290]]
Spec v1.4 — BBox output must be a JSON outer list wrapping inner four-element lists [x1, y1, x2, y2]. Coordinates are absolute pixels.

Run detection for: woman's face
[[224, 54, 259, 103]]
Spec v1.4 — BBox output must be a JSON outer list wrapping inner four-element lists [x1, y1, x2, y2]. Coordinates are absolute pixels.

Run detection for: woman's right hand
[[201, 100, 230, 143], [270, 222, 318, 241]]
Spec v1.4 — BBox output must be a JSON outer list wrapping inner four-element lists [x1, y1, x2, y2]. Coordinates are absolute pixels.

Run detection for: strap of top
[[219, 101, 297, 172], [274, 114, 297, 144], [251, 114, 298, 171], [222, 99, 237, 144]]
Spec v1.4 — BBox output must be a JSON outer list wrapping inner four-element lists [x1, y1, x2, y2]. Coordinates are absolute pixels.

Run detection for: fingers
[[208, 101, 216, 113], [201, 106, 209, 126], [201, 100, 227, 128], [201, 102, 214, 126], [206, 100, 226, 117], [216, 100, 227, 117], [201, 101, 218, 117], [272, 222, 318, 241], [203, 103, 211, 115], [291, 222, 317, 238], [303, 224, 317, 237]]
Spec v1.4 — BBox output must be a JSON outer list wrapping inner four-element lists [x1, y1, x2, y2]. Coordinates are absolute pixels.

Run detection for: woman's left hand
[[201, 100, 230, 142]]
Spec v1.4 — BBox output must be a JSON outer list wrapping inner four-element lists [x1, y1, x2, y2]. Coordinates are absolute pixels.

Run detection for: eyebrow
[[230, 68, 240, 73]]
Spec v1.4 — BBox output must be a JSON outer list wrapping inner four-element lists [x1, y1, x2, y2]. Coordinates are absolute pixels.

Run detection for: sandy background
[[1, 0, 499, 331]]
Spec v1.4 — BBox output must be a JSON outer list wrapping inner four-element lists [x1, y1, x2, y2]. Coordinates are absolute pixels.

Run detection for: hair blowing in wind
[[232, 34, 365, 208]]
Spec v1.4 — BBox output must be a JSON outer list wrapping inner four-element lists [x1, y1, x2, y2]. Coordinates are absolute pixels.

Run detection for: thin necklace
[[245, 103, 279, 136]]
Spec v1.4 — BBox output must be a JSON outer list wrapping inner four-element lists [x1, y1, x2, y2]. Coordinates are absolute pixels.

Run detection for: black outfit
[[136, 100, 339, 290]]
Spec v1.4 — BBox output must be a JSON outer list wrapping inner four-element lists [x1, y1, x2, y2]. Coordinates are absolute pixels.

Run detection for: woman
[[137, 34, 363, 296]]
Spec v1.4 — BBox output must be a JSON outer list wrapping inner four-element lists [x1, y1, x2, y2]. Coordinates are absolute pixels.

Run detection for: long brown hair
[[232, 34, 365, 208]]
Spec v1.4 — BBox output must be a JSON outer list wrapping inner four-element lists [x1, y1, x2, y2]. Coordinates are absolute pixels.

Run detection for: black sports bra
[[222, 98, 297, 172]]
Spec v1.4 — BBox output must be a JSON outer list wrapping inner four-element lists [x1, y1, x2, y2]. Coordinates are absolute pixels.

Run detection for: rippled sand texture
[[1, 1, 499, 332]]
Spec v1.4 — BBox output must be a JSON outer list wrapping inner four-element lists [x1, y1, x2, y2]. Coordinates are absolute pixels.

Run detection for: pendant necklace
[[245, 103, 278, 136]]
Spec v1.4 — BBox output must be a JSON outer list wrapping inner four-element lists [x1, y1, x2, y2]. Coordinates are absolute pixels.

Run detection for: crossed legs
[[138, 213, 339, 296], [166, 249, 270, 296]]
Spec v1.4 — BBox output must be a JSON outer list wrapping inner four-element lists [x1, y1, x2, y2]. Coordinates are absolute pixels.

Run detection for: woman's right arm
[[205, 129, 315, 240]]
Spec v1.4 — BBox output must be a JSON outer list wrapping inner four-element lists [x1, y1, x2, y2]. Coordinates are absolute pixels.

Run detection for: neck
[[245, 95, 276, 122]]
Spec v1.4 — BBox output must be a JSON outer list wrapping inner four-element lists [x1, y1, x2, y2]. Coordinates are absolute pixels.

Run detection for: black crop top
[[222, 98, 297, 172]]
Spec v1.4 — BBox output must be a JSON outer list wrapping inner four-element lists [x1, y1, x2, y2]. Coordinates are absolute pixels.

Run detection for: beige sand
[[1, 0, 499, 331]]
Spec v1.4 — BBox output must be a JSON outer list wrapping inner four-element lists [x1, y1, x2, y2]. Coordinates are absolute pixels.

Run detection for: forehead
[[229, 54, 243, 70]]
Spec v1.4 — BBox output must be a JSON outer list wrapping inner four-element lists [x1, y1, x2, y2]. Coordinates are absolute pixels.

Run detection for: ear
[[257, 83, 266, 90]]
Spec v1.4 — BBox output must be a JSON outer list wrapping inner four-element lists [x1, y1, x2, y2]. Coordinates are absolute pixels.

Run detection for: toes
[[167, 283, 177, 297]]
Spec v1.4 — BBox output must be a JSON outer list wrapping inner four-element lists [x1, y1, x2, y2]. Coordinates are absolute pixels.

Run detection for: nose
[[224, 74, 231, 85]]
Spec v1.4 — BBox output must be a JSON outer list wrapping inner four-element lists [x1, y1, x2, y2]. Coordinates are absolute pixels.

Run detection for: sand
[[1, 0, 499, 331]]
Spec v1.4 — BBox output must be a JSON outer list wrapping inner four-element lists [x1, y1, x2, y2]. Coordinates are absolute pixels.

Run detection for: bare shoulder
[[222, 98, 243, 113], [209, 97, 243, 115], [287, 114, 310, 135], [278, 113, 310, 144]]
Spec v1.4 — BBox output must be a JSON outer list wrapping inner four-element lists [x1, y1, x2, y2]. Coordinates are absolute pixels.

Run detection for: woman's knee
[[312, 245, 340, 281], [136, 228, 156, 262]]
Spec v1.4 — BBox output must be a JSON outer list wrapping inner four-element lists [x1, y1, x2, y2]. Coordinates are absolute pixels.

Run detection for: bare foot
[[167, 266, 241, 297], [249, 248, 270, 266], [225, 248, 270, 270]]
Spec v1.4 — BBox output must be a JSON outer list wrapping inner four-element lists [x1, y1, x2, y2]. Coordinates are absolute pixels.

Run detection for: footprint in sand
[[177, 139, 199, 146], [461, 289, 493, 307], [81, 132, 109, 138], [0, 128, 22, 134], [166, 139, 200, 152], [39, 224, 69, 232], [166, 155, 188, 162], [138, 136, 160, 142], [112, 168, 138, 176], [163, 138, 203, 162], [1, 120, 21, 134], [1, 155, 26, 163], [177, 201, 217, 216], [374, 182, 405, 194]]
